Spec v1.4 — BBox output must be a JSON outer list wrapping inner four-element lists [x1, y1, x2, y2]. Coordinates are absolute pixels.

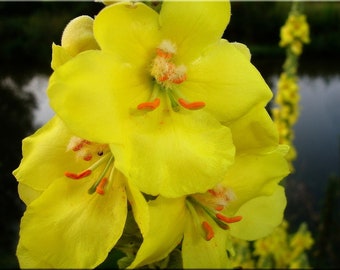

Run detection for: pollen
[[158, 40, 177, 55], [151, 40, 187, 89], [66, 136, 109, 161]]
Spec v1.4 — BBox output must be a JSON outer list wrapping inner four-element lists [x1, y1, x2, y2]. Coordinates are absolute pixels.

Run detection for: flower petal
[[125, 177, 149, 237], [229, 186, 287, 240], [51, 43, 72, 70], [94, 1, 160, 68], [114, 110, 235, 197], [227, 106, 280, 154], [222, 146, 290, 214], [16, 243, 52, 268], [47, 50, 151, 143], [128, 196, 187, 268], [182, 216, 231, 268], [13, 116, 85, 193], [183, 39, 273, 122], [160, 0, 230, 63], [17, 171, 127, 268], [17, 183, 42, 206]]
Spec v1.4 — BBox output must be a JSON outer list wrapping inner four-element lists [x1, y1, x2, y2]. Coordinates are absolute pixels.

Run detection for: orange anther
[[215, 205, 224, 211], [202, 221, 214, 241], [171, 74, 186, 84], [159, 74, 169, 82], [156, 48, 173, 59], [137, 98, 161, 111], [72, 139, 91, 151], [65, 169, 92, 180], [178, 98, 205, 110], [96, 177, 108, 195], [83, 154, 92, 161], [216, 213, 242, 223]]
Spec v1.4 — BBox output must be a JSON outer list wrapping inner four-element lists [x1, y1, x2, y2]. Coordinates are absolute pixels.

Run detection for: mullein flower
[[47, 0, 273, 197], [14, 116, 149, 268], [13, 1, 291, 268], [279, 13, 310, 55], [14, 15, 149, 269], [123, 107, 290, 268], [273, 2, 310, 172]]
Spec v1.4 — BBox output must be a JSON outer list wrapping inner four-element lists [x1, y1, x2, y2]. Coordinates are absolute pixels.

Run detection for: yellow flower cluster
[[272, 2, 310, 172], [279, 13, 310, 55], [272, 73, 299, 168], [231, 220, 314, 269], [13, 1, 290, 268]]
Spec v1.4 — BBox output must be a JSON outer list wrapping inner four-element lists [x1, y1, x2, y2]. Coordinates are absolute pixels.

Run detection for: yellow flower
[[51, 15, 99, 70], [13, 116, 149, 268], [128, 166, 287, 269], [125, 107, 290, 268], [279, 13, 310, 51], [47, 0, 272, 197]]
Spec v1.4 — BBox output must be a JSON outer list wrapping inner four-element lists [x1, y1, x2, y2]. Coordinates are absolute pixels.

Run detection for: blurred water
[[269, 73, 340, 227]]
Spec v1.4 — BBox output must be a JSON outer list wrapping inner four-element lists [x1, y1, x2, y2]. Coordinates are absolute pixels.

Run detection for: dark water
[[1, 56, 339, 268], [255, 57, 340, 267]]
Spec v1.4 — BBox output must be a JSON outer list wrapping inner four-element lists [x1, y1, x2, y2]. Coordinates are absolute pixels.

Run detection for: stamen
[[69, 138, 91, 152], [137, 97, 160, 111], [65, 169, 91, 180], [178, 98, 205, 110], [95, 177, 108, 195], [65, 152, 111, 180], [88, 154, 114, 194], [216, 213, 242, 223], [202, 221, 214, 241], [215, 205, 224, 211], [156, 48, 173, 59], [83, 154, 92, 161]]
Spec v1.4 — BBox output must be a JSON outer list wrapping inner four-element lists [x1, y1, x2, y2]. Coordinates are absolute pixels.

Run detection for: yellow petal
[[128, 196, 187, 268], [124, 177, 149, 236], [48, 50, 151, 143], [17, 183, 42, 206], [229, 186, 287, 240], [13, 116, 86, 193], [114, 110, 235, 197], [94, 1, 160, 68], [160, 0, 230, 63], [183, 39, 272, 123], [231, 42, 251, 61], [17, 170, 127, 268], [182, 216, 231, 268], [222, 146, 290, 214], [16, 243, 52, 268], [51, 43, 72, 70], [227, 106, 280, 154]]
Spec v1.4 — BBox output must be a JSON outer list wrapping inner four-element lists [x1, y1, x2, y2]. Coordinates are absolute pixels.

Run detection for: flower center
[[137, 40, 205, 112], [151, 40, 186, 88], [64, 136, 114, 195], [187, 184, 242, 241]]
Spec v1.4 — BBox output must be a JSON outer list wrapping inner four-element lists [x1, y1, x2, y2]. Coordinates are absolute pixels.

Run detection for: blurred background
[[0, 1, 339, 268]]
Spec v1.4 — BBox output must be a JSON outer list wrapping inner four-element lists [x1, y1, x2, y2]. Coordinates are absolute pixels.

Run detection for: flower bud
[[61, 15, 99, 56]]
